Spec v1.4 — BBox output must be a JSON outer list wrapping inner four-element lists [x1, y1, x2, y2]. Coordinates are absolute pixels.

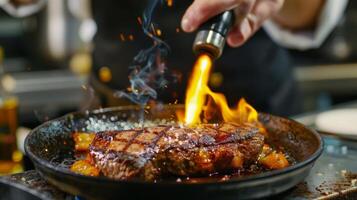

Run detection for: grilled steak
[[89, 122, 264, 180]]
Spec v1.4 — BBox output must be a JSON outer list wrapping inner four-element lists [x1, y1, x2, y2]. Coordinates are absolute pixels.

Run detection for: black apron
[[91, 0, 301, 116]]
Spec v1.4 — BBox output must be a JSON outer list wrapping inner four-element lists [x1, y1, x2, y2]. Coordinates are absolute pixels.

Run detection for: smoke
[[115, 0, 170, 107], [34, 110, 51, 123]]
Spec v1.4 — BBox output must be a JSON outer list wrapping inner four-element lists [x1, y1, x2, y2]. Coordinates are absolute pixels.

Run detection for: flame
[[184, 54, 212, 125], [184, 54, 259, 126]]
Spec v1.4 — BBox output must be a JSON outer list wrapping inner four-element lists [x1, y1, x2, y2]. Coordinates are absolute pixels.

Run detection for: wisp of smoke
[[115, 0, 170, 107]]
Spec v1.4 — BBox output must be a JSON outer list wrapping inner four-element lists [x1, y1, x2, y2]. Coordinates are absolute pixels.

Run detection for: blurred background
[[1, 0, 357, 174]]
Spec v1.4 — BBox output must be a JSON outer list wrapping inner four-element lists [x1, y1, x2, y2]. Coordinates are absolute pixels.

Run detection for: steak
[[89, 122, 264, 181]]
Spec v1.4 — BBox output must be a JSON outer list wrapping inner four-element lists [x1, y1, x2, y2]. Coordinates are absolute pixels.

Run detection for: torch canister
[[193, 10, 235, 59]]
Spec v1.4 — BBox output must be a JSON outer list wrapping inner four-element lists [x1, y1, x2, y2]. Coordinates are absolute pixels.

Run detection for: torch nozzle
[[193, 10, 234, 60]]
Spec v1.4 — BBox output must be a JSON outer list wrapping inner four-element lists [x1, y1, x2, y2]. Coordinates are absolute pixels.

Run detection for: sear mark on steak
[[89, 122, 264, 181]]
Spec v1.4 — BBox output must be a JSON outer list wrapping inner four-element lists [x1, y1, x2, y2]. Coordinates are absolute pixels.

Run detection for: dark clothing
[[91, 1, 301, 116]]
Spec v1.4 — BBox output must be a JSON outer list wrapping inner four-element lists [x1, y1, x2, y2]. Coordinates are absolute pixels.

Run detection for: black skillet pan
[[25, 105, 323, 200]]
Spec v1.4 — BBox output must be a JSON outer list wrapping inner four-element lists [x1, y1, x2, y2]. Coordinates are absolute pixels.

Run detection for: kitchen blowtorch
[[192, 10, 235, 59]]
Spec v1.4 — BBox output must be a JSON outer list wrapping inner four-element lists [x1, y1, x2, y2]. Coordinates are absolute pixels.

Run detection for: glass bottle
[[0, 47, 23, 175]]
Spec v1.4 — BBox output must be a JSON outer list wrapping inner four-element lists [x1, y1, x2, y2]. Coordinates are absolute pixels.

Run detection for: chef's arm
[[1, 0, 46, 17], [264, 0, 348, 50], [273, 0, 324, 30], [181, 0, 332, 48], [9, 0, 38, 6]]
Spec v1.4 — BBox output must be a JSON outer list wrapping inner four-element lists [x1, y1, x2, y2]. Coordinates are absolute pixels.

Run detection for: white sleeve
[[0, 0, 46, 18], [263, 0, 349, 50]]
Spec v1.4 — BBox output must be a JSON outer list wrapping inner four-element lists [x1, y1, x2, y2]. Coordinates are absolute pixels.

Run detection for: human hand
[[181, 0, 284, 47]]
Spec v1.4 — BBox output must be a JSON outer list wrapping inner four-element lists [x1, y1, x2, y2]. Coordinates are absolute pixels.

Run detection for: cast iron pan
[[25, 105, 323, 200]]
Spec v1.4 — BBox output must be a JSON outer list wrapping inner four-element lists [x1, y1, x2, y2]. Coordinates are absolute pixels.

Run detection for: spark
[[137, 16, 142, 25], [120, 33, 125, 41], [167, 0, 173, 7], [129, 34, 135, 41], [156, 29, 162, 36]]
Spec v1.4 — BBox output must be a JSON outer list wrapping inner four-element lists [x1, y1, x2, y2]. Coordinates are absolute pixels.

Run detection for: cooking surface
[[278, 136, 357, 199], [1, 136, 356, 200]]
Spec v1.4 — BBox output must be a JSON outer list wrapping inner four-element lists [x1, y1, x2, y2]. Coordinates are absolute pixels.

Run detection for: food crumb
[[341, 146, 348, 155], [341, 170, 347, 176]]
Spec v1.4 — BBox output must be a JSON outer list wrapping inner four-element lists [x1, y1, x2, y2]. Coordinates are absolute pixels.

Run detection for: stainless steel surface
[[294, 63, 357, 95], [193, 30, 225, 59], [0, 70, 86, 123], [35, 0, 95, 64], [294, 63, 357, 112], [279, 136, 357, 200], [0, 171, 72, 200]]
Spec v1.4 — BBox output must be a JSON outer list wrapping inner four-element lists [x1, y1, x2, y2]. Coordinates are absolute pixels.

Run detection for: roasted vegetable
[[73, 132, 95, 152], [70, 159, 99, 177], [259, 144, 289, 169]]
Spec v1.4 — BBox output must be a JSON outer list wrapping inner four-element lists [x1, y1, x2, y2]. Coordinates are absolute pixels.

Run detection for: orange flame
[[184, 54, 259, 126], [184, 54, 212, 125]]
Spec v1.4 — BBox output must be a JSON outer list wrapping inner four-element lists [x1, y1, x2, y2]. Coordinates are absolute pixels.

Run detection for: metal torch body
[[193, 10, 235, 59]]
